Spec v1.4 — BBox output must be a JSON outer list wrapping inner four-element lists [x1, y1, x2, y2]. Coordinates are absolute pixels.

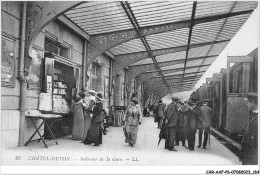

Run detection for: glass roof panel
[[195, 1, 235, 18], [197, 72, 205, 76], [183, 73, 199, 78], [65, 2, 132, 35], [185, 68, 199, 74], [129, 1, 193, 27], [130, 58, 154, 66], [197, 65, 210, 72], [156, 51, 187, 62], [66, 2, 117, 16], [146, 28, 189, 50], [202, 56, 217, 65], [231, 1, 258, 13], [109, 38, 146, 55], [188, 45, 212, 58], [208, 42, 229, 56], [191, 19, 226, 44], [164, 71, 184, 77], [186, 59, 204, 67], [216, 14, 251, 41], [161, 63, 185, 71]]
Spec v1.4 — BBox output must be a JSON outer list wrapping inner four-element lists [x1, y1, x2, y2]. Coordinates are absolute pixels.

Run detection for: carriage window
[[233, 65, 243, 93], [215, 83, 220, 98]]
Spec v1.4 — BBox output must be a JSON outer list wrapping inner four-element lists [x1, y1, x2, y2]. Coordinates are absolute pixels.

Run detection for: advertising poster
[[1, 37, 15, 87]]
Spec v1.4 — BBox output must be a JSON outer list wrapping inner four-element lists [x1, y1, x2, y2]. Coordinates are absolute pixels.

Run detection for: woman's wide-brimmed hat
[[96, 92, 103, 101], [88, 89, 97, 95], [171, 95, 179, 100]]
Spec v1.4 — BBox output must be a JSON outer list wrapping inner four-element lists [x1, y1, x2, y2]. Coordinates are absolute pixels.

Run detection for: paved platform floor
[[1, 117, 241, 166]]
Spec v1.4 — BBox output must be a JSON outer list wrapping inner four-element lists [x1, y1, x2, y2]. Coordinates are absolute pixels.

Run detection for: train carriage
[[219, 68, 228, 132], [190, 48, 258, 142], [226, 48, 258, 140], [212, 74, 222, 129]]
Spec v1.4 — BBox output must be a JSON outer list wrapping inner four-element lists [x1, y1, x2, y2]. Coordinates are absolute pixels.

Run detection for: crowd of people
[[150, 94, 258, 165], [70, 89, 257, 165], [151, 95, 214, 151], [70, 90, 143, 148]]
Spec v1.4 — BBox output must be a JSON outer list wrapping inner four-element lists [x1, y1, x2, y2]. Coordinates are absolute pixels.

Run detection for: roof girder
[[181, 1, 197, 90]]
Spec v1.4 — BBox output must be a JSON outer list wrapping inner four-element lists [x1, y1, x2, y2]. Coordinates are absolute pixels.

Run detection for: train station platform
[[2, 117, 241, 166]]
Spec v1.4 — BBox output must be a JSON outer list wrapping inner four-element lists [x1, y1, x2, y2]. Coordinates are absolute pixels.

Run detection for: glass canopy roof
[[64, 1, 258, 97]]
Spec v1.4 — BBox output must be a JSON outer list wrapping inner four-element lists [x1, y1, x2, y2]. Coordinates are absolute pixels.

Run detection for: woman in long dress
[[72, 90, 85, 140], [83, 92, 104, 146], [123, 95, 142, 147], [82, 90, 96, 142]]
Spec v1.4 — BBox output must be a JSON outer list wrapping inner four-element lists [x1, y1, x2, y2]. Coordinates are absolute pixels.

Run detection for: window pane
[[45, 42, 59, 54], [60, 47, 69, 59], [91, 65, 96, 75], [91, 78, 96, 91]]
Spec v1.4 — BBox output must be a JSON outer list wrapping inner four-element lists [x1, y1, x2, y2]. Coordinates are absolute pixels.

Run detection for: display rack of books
[[42, 57, 72, 139], [52, 73, 69, 114], [53, 73, 67, 95]]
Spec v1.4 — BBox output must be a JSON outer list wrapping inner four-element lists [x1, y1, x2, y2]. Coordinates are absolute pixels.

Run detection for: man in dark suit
[[183, 99, 203, 151], [165, 95, 179, 151], [198, 99, 212, 149]]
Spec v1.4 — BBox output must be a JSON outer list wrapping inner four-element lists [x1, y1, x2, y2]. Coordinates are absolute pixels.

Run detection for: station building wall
[[1, 2, 143, 149], [2, 1, 23, 149]]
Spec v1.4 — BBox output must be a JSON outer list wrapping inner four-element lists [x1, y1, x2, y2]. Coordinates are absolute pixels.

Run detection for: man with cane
[[198, 99, 212, 149]]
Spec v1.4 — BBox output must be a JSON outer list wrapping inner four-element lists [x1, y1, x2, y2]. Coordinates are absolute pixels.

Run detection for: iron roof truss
[[62, 1, 258, 97]]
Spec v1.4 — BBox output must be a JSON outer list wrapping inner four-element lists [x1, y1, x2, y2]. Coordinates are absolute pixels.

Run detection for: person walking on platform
[[240, 94, 258, 165], [164, 95, 179, 151], [143, 106, 150, 117], [198, 99, 212, 149], [148, 102, 151, 111], [123, 94, 142, 147], [153, 101, 159, 124], [83, 92, 104, 146], [157, 100, 165, 129], [183, 99, 203, 151]]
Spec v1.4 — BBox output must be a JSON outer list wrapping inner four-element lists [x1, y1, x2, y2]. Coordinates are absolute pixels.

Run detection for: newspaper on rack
[[38, 93, 52, 111]]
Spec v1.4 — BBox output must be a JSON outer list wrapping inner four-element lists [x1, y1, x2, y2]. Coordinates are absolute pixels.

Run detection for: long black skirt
[[83, 122, 102, 145]]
